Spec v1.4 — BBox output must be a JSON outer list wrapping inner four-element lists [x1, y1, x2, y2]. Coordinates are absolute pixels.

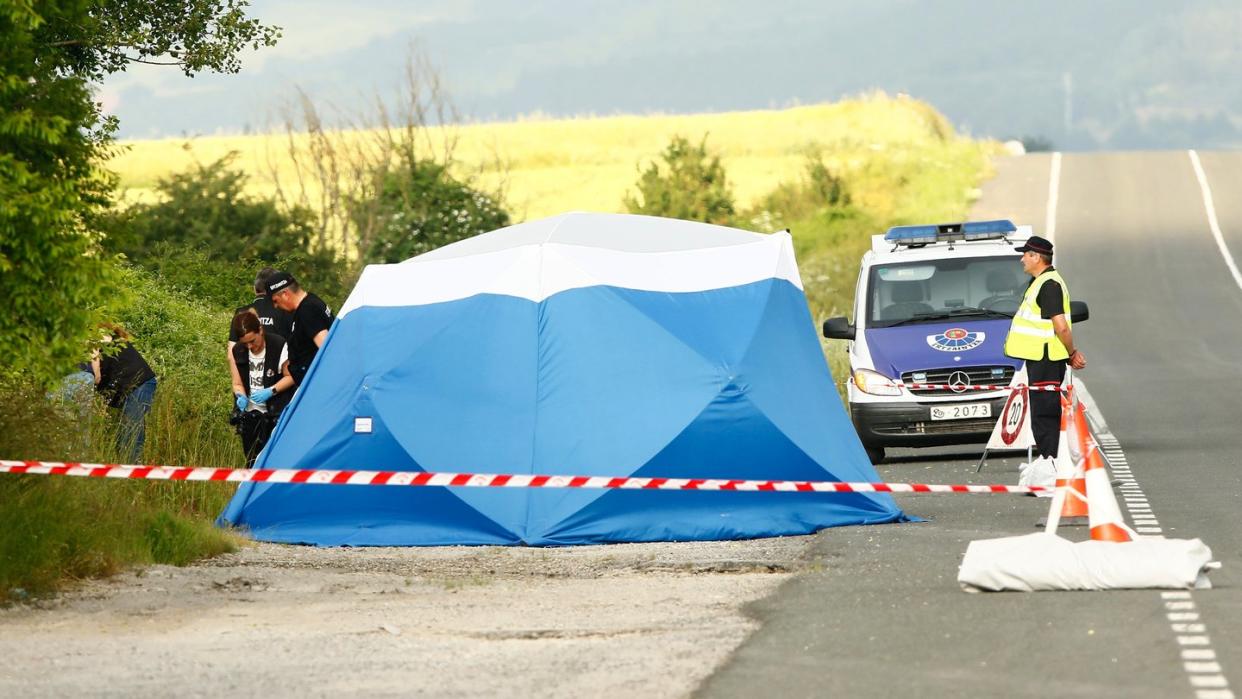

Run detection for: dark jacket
[[231, 332, 292, 416], [96, 344, 156, 409]]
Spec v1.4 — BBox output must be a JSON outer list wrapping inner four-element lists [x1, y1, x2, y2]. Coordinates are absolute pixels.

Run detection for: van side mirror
[[1070, 301, 1089, 324], [823, 316, 855, 340]]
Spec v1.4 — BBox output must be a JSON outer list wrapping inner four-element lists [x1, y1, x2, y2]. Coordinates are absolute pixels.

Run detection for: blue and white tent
[[219, 212, 905, 545]]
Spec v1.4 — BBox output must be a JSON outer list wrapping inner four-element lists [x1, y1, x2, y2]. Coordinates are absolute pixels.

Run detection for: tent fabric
[[219, 212, 906, 546]]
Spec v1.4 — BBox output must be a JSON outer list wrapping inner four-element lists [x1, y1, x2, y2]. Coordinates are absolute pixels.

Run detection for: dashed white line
[[1100, 433, 1233, 695], [1103, 429, 1233, 698]]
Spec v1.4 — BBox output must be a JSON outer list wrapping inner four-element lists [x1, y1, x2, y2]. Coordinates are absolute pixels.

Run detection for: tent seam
[[522, 244, 548, 542], [542, 212, 574, 245]]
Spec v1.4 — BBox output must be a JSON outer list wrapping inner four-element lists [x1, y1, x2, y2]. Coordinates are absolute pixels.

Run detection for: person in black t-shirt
[[265, 271, 334, 386], [228, 268, 294, 391], [91, 323, 158, 462]]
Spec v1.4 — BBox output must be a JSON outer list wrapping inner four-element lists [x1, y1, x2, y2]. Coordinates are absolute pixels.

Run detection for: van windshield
[[866, 256, 1026, 328]]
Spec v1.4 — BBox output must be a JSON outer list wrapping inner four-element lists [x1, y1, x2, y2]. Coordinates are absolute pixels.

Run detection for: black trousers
[[238, 410, 276, 468], [1027, 357, 1067, 458]]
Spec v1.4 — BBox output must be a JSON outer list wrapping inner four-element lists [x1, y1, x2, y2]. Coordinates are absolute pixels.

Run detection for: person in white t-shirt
[[230, 310, 295, 467]]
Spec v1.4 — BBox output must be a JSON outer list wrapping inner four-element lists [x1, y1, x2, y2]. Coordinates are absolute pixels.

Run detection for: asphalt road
[[700, 150, 1242, 698]]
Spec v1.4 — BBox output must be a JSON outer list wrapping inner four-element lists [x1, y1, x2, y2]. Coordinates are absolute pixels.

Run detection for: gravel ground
[[0, 537, 811, 698]]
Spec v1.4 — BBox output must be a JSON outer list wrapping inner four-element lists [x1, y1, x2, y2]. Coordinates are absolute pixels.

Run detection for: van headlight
[[852, 368, 902, 397]]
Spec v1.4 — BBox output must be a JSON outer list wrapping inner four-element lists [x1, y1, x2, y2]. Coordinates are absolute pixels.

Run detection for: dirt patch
[[0, 536, 811, 697]]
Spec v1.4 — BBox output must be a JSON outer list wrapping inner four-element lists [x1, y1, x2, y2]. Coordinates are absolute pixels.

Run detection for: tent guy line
[[0, 461, 1050, 495]]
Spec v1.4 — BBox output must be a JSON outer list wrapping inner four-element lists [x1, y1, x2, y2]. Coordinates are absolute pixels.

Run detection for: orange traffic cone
[[1055, 392, 1089, 518], [1043, 391, 1089, 532], [1079, 409, 1134, 542]]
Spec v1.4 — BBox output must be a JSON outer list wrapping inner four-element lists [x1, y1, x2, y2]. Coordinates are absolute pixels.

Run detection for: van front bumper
[[850, 397, 1009, 448]]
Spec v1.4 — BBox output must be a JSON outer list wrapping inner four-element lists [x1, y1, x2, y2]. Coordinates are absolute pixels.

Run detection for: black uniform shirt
[[228, 296, 294, 341], [288, 292, 333, 384], [1036, 268, 1065, 320]]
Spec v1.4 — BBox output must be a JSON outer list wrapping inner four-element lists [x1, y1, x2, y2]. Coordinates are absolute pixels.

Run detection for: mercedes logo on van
[[948, 371, 971, 393]]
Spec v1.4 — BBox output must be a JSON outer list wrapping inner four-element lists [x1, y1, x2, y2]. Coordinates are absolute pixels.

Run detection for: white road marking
[[1180, 637, 1212, 646], [1188, 150, 1242, 294], [1046, 152, 1062, 242], [1094, 441, 1233, 697]]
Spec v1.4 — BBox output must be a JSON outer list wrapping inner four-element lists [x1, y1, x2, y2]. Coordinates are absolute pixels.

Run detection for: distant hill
[[102, 0, 1240, 150]]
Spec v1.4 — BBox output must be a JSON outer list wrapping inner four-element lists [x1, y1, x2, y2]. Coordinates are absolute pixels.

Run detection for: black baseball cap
[[1015, 235, 1053, 255], [264, 271, 296, 296]]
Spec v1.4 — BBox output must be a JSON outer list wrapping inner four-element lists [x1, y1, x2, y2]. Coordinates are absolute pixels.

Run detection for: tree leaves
[[623, 135, 738, 227], [0, 0, 277, 385]]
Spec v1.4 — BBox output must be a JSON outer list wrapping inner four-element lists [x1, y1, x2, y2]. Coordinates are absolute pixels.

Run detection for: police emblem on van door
[[927, 327, 985, 352]]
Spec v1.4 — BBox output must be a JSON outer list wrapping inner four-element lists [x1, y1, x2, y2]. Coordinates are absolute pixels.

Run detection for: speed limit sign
[[999, 386, 1029, 446]]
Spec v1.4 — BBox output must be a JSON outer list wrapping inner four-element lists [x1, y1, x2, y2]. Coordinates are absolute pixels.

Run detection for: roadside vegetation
[[614, 97, 999, 382], [1, 0, 997, 602]]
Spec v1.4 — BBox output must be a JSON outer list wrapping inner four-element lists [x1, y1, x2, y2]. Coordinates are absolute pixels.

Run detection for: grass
[[1, 93, 1000, 601], [0, 378, 241, 602]]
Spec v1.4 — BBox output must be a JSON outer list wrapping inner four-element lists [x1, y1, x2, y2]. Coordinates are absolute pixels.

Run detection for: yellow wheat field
[[109, 93, 993, 223]]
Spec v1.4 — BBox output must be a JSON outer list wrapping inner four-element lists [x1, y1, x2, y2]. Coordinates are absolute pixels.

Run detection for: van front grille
[[899, 365, 1015, 396]]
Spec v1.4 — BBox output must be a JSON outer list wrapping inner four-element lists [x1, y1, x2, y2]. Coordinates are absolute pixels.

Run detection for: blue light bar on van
[[884, 225, 940, 244], [884, 219, 1016, 245], [961, 219, 1017, 238]]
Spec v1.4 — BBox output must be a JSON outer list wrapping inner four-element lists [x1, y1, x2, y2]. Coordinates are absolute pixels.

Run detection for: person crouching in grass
[[92, 323, 157, 463], [230, 310, 295, 467]]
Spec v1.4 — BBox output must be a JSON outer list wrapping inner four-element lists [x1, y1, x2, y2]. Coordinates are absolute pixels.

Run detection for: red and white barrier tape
[[846, 381, 1065, 393], [0, 460, 1048, 495], [901, 382, 1062, 392]]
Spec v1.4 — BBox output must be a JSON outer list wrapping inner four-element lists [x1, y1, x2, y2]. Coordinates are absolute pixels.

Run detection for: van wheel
[[865, 446, 885, 464]]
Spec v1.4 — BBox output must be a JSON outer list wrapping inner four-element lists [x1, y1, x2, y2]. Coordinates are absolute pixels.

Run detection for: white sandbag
[[958, 532, 1218, 592], [1018, 457, 1056, 492]]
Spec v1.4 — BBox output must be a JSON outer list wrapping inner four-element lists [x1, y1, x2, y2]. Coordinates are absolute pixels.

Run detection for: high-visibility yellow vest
[[1004, 269, 1071, 361]]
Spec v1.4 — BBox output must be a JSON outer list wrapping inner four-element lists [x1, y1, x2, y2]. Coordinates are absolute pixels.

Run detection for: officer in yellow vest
[[1003, 235, 1087, 462]]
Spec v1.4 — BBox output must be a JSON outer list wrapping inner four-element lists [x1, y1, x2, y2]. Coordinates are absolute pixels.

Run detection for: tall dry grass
[[110, 93, 984, 222]]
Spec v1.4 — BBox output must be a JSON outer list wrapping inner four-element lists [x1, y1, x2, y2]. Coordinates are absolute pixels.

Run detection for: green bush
[[133, 243, 262, 310], [114, 245, 352, 316], [361, 156, 511, 264], [105, 154, 322, 262], [101, 154, 349, 305], [747, 154, 853, 234], [623, 135, 738, 226]]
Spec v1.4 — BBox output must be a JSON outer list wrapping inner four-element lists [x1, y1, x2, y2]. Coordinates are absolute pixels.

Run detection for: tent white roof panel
[[339, 213, 802, 316]]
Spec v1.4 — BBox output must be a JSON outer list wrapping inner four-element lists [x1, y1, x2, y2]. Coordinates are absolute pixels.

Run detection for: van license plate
[[930, 403, 991, 421]]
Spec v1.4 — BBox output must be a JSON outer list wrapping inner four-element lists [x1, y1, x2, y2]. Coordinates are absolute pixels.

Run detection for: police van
[[822, 220, 1087, 463]]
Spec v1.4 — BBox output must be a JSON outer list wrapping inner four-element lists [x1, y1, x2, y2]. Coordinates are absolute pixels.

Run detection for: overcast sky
[[98, 0, 1242, 150]]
